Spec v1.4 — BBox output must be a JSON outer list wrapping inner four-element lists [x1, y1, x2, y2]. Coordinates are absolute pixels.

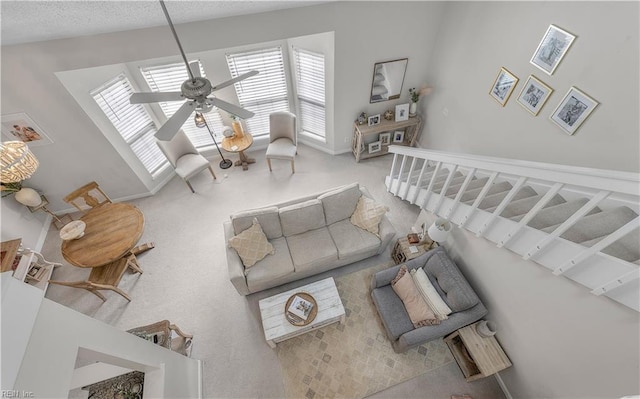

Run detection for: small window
[[294, 48, 325, 139]]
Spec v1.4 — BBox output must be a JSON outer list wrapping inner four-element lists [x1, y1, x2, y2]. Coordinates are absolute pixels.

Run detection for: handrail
[[388, 146, 640, 196]]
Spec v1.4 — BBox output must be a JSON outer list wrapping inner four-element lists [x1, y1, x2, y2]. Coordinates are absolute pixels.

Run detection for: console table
[[352, 115, 422, 162]]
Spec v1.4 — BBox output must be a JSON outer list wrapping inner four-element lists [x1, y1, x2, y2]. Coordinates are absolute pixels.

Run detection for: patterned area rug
[[276, 263, 454, 399]]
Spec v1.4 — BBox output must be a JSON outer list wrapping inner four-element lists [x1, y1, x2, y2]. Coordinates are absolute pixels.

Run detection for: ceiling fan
[[130, 0, 258, 141]]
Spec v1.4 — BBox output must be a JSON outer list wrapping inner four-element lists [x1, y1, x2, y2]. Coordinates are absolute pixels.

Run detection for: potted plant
[[408, 86, 432, 117]]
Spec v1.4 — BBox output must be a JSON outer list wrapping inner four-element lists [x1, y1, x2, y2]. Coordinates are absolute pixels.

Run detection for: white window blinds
[[140, 61, 225, 146], [91, 74, 167, 176], [294, 48, 326, 139], [225, 47, 289, 137]]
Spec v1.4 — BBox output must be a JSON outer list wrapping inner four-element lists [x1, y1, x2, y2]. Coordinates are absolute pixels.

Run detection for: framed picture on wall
[[1, 112, 54, 146], [489, 67, 519, 106], [550, 87, 598, 135], [517, 75, 553, 116], [530, 24, 576, 75]]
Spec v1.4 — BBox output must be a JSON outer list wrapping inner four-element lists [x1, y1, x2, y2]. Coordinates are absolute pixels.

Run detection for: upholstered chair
[[266, 111, 297, 173], [157, 130, 216, 193]]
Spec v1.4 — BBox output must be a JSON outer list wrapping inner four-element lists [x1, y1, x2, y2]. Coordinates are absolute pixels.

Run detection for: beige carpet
[[276, 262, 454, 399]]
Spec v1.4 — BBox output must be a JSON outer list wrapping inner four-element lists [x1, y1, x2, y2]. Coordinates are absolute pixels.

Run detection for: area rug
[[276, 262, 454, 399]]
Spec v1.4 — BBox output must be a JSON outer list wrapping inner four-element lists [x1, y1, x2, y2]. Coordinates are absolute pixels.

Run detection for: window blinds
[[140, 61, 225, 146], [225, 47, 290, 137], [91, 74, 167, 176], [294, 48, 326, 138]]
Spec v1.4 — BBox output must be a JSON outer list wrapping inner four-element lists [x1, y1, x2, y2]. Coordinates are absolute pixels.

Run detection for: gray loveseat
[[371, 247, 487, 353], [225, 183, 396, 295]]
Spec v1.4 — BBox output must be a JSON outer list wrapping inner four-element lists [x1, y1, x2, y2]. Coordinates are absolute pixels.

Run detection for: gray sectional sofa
[[225, 183, 397, 295], [371, 247, 487, 353]]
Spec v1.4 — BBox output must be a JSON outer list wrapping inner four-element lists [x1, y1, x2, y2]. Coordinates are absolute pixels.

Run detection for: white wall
[[1, 2, 446, 213], [421, 1, 639, 173], [0, 198, 49, 250]]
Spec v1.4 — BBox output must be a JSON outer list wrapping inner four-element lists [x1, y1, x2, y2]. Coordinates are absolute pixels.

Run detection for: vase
[[409, 102, 418, 117], [232, 121, 244, 138], [476, 320, 497, 337]]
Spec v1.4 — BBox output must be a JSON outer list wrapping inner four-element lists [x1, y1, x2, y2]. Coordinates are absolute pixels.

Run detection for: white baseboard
[[495, 372, 513, 399]]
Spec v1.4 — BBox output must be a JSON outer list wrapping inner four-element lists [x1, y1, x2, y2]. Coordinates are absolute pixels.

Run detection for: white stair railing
[[385, 145, 640, 312]]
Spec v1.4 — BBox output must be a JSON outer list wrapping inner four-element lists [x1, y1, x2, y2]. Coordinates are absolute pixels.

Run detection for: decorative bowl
[[59, 220, 86, 240]]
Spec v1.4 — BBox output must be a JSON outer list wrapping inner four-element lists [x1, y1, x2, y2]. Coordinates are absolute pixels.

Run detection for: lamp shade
[[14, 187, 42, 207], [427, 218, 452, 243], [194, 112, 206, 128], [0, 141, 39, 183]]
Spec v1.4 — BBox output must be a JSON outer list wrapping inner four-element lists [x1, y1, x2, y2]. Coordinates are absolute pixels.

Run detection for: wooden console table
[[444, 321, 512, 382], [352, 115, 422, 162]]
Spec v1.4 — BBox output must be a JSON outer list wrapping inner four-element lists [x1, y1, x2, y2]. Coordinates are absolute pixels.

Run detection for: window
[[91, 74, 167, 177], [140, 61, 225, 147], [226, 47, 289, 137], [294, 48, 325, 139]]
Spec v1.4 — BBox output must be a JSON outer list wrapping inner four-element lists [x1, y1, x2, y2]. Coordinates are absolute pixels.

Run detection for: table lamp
[[427, 218, 452, 243]]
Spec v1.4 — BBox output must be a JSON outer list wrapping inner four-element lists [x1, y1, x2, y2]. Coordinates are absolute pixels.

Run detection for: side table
[[443, 321, 512, 382], [391, 236, 437, 264], [221, 133, 255, 171]]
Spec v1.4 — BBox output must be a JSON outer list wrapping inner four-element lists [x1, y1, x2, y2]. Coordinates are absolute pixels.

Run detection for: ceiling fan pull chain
[[159, 0, 194, 81]]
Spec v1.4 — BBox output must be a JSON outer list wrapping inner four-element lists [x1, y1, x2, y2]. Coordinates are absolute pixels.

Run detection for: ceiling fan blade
[[209, 98, 255, 119], [130, 92, 184, 104], [211, 70, 259, 92], [189, 61, 201, 78], [155, 101, 196, 141]]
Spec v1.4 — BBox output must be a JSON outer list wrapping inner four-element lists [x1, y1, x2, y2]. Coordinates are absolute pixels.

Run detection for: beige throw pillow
[[349, 196, 389, 236], [228, 218, 275, 272], [410, 268, 453, 321], [391, 266, 440, 328]]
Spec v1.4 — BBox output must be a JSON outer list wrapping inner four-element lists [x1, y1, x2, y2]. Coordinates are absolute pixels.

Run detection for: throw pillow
[[391, 266, 440, 328], [349, 195, 389, 236], [410, 267, 453, 320], [228, 218, 275, 272]]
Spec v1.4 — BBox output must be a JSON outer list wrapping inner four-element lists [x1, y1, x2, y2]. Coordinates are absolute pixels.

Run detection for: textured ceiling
[[0, 1, 330, 46]]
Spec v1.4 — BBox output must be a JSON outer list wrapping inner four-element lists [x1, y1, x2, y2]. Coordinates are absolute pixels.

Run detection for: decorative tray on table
[[284, 292, 318, 326]]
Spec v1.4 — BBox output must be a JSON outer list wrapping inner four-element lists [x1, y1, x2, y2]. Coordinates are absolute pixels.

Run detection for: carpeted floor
[[277, 262, 454, 399]]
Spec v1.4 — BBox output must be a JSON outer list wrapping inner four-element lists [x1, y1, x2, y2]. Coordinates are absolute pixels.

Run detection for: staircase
[[385, 145, 640, 312]]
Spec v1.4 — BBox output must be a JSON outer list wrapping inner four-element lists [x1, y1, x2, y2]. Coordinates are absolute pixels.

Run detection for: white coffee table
[[258, 277, 345, 348]]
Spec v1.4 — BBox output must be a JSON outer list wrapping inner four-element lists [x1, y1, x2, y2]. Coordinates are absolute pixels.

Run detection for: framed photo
[[379, 132, 391, 145], [395, 103, 409, 122], [368, 114, 381, 126], [530, 25, 576, 75], [517, 75, 553, 116], [393, 130, 405, 143], [368, 141, 382, 153], [489, 67, 519, 106], [1, 112, 54, 146], [550, 87, 598, 135]]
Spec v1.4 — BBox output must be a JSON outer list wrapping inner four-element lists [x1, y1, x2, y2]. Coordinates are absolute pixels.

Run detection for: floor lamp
[[194, 112, 232, 169]]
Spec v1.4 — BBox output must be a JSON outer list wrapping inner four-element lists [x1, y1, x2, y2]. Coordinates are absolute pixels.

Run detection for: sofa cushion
[[231, 206, 282, 240], [371, 285, 415, 341], [279, 199, 326, 237], [410, 267, 452, 320], [318, 183, 362, 225], [350, 196, 389, 236], [286, 227, 338, 272], [391, 266, 440, 328], [327, 219, 380, 259], [228, 218, 275, 269], [424, 251, 480, 312], [246, 237, 294, 290]]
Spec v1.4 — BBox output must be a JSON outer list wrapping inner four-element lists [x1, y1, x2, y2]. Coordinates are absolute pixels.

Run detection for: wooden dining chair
[[49, 254, 142, 302], [63, 181, 112, 213]]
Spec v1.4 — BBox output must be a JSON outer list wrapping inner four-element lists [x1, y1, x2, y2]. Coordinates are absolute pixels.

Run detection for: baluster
[[446, 168, 477, 219], [554, 216, 640, 275], [524, 190, 611, 260], [420, 162, 443, 210], [411, 161, 429, 204], [591, 269, 640, 296], [498, 183, 563, 248], [394, 155, 408, 196], [387, 153, 399, 191], [402, 157, 418, 200], [432, 165, 458, 214], [476, 176, 527, 237], [459, 171, 499, 228]]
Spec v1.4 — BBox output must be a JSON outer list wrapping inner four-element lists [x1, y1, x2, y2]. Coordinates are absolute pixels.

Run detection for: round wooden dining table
[[61, 202, 144, 268]]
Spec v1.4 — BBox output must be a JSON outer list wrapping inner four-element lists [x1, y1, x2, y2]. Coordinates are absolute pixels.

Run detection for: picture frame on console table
[[550, 87, 598, 136], [368, 141, 382, 153], [368, 114, 381, 126], [395, 103, 409, 122], [379, 132, 391, 146]]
